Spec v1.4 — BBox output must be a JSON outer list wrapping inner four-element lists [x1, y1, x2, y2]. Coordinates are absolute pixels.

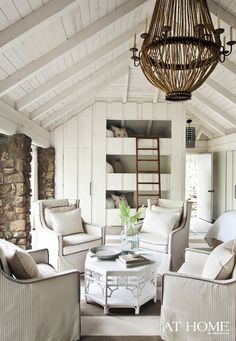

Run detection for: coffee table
[[84, 250, 161, 315]]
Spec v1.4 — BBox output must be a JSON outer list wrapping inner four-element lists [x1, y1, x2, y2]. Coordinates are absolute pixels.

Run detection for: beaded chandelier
[[130, 0, 235, 101]]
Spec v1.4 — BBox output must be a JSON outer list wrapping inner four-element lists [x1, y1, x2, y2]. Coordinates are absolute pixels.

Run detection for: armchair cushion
[[45, 204, 76, 229], [139, 232, 168, 252], [141, 209, 180, 240], [151, 205, 183, 228], [50, 207, 84, 235], [6, 249, 39, 279], [202, 240, 236, 280], [62, 233, 102, 255]]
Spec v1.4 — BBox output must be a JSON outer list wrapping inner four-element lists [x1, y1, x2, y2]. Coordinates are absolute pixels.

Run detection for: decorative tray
[[89, 246, 121, 260]]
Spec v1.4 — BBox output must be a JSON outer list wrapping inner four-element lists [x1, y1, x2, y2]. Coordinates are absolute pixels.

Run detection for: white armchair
[[161, 247, 236, 341], [139, 199, 192, 271], [0, 239, 80, 341], [33, 199, 105, 272]]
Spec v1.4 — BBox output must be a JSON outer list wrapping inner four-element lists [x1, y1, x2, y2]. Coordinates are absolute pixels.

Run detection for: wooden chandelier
[[130, 0, 235, 101]]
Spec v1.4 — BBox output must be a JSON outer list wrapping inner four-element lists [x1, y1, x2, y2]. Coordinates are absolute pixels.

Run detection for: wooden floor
[[81, 337, 163, 340]]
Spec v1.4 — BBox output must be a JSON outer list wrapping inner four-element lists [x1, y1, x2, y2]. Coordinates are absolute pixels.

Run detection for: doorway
[[185, 153, 214, 223]]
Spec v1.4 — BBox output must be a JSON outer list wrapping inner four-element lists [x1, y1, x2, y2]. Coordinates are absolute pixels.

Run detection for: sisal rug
[[81, 286, 163, 340]]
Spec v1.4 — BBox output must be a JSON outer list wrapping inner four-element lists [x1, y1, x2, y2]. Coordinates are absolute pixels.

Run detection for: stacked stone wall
[[0, 134, 32, 249]]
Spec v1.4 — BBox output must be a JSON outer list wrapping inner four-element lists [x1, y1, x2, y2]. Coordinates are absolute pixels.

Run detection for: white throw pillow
[[202, 240, 236, 280], [50, 208, 84, 236], [141, 209, 180, 240], [44, 205, 76, 229], [106, 197, 115, 209], [6, 249, 39, 279], [111, 126, 128, 137], [106, 162, 114, 173], [151, 205, 183, 228], [106, 129, 114, 137], [111, 193, 128, 208]]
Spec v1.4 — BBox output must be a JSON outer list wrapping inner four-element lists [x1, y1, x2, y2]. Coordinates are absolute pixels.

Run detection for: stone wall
[[0, 134, 32, 249], [38, 147, 55, 199]]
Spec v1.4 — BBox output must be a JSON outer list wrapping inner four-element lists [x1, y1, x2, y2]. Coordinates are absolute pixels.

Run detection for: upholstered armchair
[[33, 199, 105, 272], [139, 199, 192, 271], [0, 239, 80, 341], [161, 246, 236, 341]]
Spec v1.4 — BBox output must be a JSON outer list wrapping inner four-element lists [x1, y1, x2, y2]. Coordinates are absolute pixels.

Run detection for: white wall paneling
[[52, 125, 64, 198], [226, 150, 236, 211], [91, 102, 106, 225]]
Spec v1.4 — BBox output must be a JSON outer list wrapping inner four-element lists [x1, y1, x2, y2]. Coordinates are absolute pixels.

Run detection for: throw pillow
[[202, 240, 236, 280], [141, 209, 180, 240], [6, 249, 39, 279], [106, 129, 114, 137], [111, 126, 128, 137], [151, 205, 183, 228], [106, 162, 114, 173], [110, 159, 124, 173], [44, 205, 76, 229], [106, 197, 115, 209], [111, 194, 128, 208], [50, 207, 84, 236]]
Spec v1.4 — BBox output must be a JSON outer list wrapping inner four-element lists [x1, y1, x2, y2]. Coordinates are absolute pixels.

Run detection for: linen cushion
[[44, 205, 76, 229], [202, 240, 236, 280], [6, 249, 39, 279], [111, 193, 128, 208], [111, 126, 128, 137], [151, 205, 183, 228], [139, 233, 168, 253], [50, 207, 84, 236], [158, 199, 184, 208], [63, 234, 102, 255], [106, 197, 115, 209], [0, 239, 22, 276], [141, 209, 180, 240], [106, 162, 114, 173], [106, 129, 114, 137]]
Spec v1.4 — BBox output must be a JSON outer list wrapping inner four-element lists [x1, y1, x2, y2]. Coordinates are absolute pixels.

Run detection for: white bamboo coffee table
[[84, 251, 160, 315]]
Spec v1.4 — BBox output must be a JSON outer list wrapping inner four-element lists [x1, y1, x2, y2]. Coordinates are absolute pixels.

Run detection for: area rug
[[81, 287, 163, 340]]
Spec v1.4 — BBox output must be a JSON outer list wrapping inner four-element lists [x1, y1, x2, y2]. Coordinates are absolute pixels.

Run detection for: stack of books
[[118, 254, 151, 268]]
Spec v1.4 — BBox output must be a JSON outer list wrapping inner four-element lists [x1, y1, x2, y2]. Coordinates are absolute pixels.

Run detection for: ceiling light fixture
[[186, 119, 196, 148], [130, 0, 235, 101]]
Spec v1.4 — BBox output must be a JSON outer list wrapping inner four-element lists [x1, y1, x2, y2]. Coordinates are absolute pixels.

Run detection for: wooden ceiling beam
[[122, 68, 130, 103], [208, 0, 236, 29], [205, 78, 236, 105], [16, 19, 147, 111], [0, 0, 77, 54], [42, 66, 129, 128], [186, 104, 226, 135], [195, 93, 236, 127], [31, 51, 129, 121], [0, 0, 148, 97]]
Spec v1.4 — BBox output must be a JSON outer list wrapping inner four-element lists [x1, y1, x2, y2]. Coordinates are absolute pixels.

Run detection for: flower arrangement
[[119, 200, 144, 236]]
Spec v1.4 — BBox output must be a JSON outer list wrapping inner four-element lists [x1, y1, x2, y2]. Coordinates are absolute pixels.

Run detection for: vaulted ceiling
[[0, 0, 235, 141]]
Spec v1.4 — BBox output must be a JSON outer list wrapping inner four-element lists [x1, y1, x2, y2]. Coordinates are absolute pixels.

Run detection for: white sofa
[[139, 199, 192, 271], [161, 246, 236, 341], [0, 239, 80, 341], [33, 199, 105, 272]]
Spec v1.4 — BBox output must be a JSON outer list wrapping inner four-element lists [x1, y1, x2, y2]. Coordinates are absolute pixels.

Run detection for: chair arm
[[168, 226, 189, 271], [26, 248, 49, 264], [161, 272, 236, 340], [184, 248, 210, 267], [83, 223, 105, 242]]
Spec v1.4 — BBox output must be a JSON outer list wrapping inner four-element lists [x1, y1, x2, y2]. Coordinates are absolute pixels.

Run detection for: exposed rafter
[[0, 0, 76, 54], [122, 68, 130, 103], [42, 66, 129, 128], [15, 20, 147, 111], [197, 125, 214, 139], [146, 121, 153, 135], [195, 93, 236, 127], [0, 0, 148, 97], [222, 60, 236, 75], [0, 100, 49, 147], [186, 104, 226, 136], [205, 78, 236, 105], [208, 0, 236, 29], [31, 52, 129, 121]]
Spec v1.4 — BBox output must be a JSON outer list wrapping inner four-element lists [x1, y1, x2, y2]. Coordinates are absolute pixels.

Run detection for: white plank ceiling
[[0, 0, 235, 139]]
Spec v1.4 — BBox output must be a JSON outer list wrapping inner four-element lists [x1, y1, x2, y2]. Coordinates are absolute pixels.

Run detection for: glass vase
[[121, 223, 139, 252]]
